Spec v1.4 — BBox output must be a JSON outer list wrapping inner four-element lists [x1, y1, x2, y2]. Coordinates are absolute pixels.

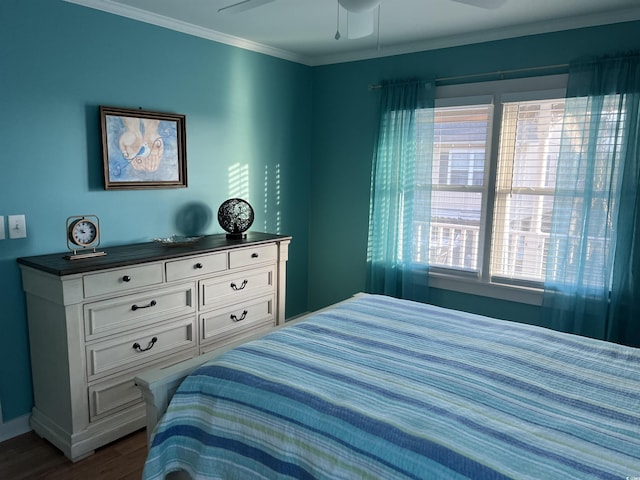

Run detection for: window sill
[[428, 272, 543, 306]]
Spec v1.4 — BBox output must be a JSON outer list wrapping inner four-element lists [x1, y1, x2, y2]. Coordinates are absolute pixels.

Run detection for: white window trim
[[429, 271, 544, 305], [428, 74, 568, 305]]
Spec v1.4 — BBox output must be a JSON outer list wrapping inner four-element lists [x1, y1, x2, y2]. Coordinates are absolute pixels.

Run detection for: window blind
[[415, 104, 493, 271], [490, 98, 565, 283]]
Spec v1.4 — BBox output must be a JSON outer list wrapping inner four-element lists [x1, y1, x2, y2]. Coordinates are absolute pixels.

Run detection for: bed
[[138, 293, 640, 479]]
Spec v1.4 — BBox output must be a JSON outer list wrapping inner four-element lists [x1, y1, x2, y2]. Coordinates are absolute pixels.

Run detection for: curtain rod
[[367, 63, 569, 90]]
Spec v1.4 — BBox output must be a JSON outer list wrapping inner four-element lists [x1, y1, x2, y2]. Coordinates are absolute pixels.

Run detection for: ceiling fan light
[[338, 0, 381, 13], [347, 10, 374, 39]]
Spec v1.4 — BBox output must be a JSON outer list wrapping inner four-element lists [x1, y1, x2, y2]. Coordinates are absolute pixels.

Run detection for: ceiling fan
[[218, 0, 507, 39]]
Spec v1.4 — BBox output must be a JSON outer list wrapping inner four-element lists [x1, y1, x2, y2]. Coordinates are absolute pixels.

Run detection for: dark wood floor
[[0, 428, 147, 480]]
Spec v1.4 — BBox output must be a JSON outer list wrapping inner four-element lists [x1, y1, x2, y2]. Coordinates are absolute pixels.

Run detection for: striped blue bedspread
[[143, 293, 640, 479]]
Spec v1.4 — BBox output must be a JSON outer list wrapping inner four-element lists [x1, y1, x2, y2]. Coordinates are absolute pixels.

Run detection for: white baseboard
[[0, 413, 31, 443]]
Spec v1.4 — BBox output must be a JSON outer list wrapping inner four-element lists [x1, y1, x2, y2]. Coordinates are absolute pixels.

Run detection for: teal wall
[[0, 0, 311, 422], [308, 21, 640, 318], [1, 0, 639, 426]]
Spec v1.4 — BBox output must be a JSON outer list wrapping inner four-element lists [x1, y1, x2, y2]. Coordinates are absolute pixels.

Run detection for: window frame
[[426, 74, 568, 305]]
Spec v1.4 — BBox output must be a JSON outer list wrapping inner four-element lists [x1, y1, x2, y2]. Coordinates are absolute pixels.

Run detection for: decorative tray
[[153, 235, 203, 247]]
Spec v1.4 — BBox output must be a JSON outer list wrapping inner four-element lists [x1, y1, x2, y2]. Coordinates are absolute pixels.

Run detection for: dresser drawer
[[88, 350, 195, 422], [84, 283, 196, 341], [83, 263, 163, 298], [200, 295, 275, 341], [229, 243, 277, 269], [86, 316, 196, 380], [89, 371, 142, 422], [200, 265, 275, 310], [166, 252, 227, 282]]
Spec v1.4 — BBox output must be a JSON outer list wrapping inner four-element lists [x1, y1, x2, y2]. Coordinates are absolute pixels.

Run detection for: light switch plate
[[0, 216, 5, 240], [8, 214, 26, 239]]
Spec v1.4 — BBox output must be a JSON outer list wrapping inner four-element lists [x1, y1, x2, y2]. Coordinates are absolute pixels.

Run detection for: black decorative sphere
[[218, 198, 254, 239]]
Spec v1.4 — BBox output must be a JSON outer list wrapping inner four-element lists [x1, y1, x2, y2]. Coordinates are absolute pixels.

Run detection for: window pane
[[428, 191, 482, 270], [413, 104, 491, 272], [433, 106, 489, 187], [491, 193, 554, 280], [491, 98, 565, 283]]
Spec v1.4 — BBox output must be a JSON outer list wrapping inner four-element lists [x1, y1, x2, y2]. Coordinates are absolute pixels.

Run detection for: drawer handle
[[132, 336, 157, 352], [194, 262, 203, 269], [230, 310, 248, 322], [122, 275, 132, 282], [251, 253, 259, 258], [131, 300, 157, 311], [230, 280, 248, 291]]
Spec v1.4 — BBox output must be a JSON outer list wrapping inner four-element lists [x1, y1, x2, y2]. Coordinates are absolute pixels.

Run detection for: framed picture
[[100, 106, 187, 190]]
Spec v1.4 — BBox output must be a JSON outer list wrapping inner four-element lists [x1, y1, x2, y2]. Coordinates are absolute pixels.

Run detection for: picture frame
[[100, 106, 187, 190]]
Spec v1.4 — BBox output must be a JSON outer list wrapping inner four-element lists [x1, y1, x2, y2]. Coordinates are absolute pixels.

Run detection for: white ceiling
[[65, 0, 640, 66]]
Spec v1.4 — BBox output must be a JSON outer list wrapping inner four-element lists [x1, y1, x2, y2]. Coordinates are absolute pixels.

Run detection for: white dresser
[[17, 232, 290, 461]]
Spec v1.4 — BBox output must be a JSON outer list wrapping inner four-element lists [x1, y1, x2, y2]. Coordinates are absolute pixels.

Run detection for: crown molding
[[307, 7, 640, 66], [64, 1, 640, 67], [63, 0, 307, 64]]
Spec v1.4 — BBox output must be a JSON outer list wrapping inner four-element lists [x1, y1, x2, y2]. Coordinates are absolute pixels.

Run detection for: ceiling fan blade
[[450, 0, 507, 9], [218, 0, 276, 14], [338, 0, 381, 13]]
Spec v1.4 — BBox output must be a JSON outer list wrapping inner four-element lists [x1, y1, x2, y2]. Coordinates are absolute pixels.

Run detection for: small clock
[[65, 215, 106, 260]]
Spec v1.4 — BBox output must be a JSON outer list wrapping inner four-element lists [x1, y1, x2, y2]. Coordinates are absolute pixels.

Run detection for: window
[[421, 104, 492, 272], [410, 76, 569, 300], [543, 93, 625, 291], [491, 98, 565, 284]]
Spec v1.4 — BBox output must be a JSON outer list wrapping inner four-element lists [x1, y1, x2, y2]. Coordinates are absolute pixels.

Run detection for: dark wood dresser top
[[17, 232, 291, 276]]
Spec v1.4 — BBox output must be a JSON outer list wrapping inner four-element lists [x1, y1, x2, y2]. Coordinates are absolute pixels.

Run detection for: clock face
[[69, 219, 98, 246]]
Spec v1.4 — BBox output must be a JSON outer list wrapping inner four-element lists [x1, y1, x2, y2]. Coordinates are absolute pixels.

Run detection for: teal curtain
[[366, 80, 435, 302], [542, 54, 640, 347]]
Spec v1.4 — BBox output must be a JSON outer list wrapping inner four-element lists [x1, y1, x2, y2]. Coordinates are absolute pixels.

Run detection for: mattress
[[143, 293, 640, 479]]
